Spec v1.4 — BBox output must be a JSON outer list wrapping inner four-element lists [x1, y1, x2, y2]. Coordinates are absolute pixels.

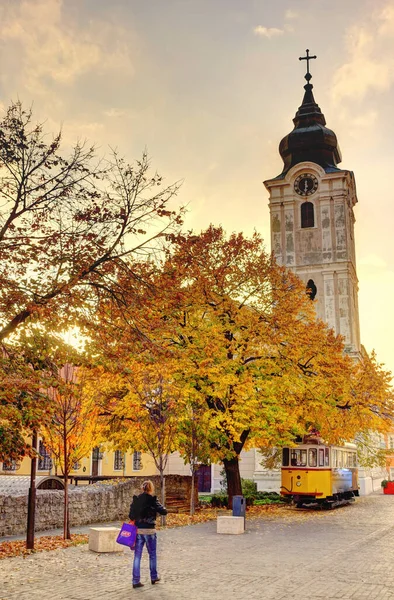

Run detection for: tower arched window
[[306, 279, 317, 300], [301, 201, 314, 228]]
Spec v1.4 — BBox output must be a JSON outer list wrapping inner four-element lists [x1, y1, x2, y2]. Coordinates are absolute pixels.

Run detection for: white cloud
[[0, 0, 135, 99], [378, 4, 394, 35], [349, 109, 378, 132], [104, 108, 127, 118], [331, 3, 394, 104], [254, 9, 297, 39], [253, 26, 284, 38], [284, 9, 298, 20]]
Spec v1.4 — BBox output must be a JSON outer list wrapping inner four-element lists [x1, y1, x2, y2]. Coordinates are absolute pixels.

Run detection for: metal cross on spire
[[299, 49, 317, 82]]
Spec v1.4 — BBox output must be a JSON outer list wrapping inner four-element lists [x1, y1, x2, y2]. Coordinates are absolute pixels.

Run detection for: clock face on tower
[[294, 173, 318, 196]]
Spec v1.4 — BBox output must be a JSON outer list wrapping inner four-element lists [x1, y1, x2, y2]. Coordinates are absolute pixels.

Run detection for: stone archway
[[36, 476, 65, 490]]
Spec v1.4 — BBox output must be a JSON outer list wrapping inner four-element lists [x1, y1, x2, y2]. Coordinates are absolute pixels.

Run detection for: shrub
[[198, 495, 212, 507], [256, 491, 280, 500], [241, 478, 258, 500], [254, 491, 286, 505], [210, 494, 228, 508]]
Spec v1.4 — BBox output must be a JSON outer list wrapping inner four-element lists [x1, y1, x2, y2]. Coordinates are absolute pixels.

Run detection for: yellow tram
[[280, 439, 358, 508]]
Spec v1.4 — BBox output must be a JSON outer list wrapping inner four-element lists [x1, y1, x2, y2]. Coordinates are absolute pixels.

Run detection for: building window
[[2, 460, 18, 471], [133, 451, 142, 471], [38, 440, 52, 471], [92, 446, 104, 460], [114, 450, 124, 471], [301, 201, 314, 228]]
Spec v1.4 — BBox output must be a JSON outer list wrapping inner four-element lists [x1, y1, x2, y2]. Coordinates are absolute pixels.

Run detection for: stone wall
[[0, 474, 197, 537]]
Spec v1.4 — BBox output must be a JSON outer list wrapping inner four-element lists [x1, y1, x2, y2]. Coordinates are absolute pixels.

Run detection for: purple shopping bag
[[116, 522, 137, 548]]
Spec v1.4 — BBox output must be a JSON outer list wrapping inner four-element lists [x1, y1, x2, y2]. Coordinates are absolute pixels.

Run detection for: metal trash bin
[[232, 495, 246, 529]]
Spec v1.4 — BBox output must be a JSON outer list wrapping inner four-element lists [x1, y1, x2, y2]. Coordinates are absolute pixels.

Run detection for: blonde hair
[[142, 480, 154, 494]]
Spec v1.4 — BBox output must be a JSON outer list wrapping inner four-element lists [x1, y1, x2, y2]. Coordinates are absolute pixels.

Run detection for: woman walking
[[129, 480, 167, 589]]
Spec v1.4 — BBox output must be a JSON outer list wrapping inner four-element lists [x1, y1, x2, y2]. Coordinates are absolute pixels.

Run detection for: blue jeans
[[132, 533, 158, 584]]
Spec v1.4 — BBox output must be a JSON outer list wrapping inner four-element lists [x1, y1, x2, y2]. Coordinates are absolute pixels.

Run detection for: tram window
[[325, 448, 330, 466], [319, 448, 324, 467], [338, 451, 343, 468], [282, 448, 289, 466], [332, 449, 337, 467], [308, 448, 317, 467], [290, 449, 307, 466]]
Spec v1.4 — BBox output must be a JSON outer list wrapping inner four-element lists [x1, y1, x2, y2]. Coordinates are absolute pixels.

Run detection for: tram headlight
[[296, 481, 302, 487]]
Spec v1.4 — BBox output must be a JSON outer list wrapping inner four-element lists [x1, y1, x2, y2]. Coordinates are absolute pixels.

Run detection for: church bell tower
[[264, 50, 361, 359]]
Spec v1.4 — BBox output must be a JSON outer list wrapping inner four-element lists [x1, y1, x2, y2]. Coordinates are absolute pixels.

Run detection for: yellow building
[[0, 438, 157, 481]]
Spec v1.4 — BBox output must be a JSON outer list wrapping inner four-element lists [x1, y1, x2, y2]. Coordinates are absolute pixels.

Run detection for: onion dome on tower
[[278, 49, 342, 176]]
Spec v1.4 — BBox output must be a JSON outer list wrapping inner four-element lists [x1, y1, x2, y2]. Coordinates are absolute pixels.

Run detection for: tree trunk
[[223, 455, 242, 509], [159, 459, 166, 526], [26, 431, 38, 550], [64, 474, 71, 539], [190, 466, 195, 516]]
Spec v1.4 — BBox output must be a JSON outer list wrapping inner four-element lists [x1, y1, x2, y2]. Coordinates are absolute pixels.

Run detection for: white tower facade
[[264, 162, 361, 359], [263, 54, 361, 359]]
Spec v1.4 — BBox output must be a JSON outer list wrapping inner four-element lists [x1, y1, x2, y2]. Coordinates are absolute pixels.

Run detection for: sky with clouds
[[1, 0, 394, 375]]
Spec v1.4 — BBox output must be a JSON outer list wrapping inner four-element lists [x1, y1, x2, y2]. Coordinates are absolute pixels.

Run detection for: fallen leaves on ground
[[157, 508, 219, 528], [0, 534, 88, 560], [0, 503, 337, 559], [158, 503, 288, 527]]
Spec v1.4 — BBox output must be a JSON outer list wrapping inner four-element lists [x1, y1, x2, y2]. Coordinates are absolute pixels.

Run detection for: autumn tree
[[84, 226, 394, 507], [88, 359, 184, 518], [176, 395, 212, 515], [0, 327, 70, 464], [0, 101, 182, 459], [42, 364, 101, 539], [155, 228, 360, 504], [341, 350, 394, 467], [0, 344, 46, 463]]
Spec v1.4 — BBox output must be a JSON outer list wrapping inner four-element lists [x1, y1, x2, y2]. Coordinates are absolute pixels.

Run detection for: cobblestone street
[[1, 494, 394, 600]]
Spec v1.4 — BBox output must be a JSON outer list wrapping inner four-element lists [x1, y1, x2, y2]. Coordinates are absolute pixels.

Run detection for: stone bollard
[[217, 516, 244, 535], [89, 527, 124, 552]]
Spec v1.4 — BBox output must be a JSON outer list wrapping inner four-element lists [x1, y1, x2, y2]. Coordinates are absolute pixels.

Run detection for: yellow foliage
[[85, 227, 394, 471]]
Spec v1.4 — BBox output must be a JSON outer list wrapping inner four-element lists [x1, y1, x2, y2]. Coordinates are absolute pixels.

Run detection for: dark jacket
[[128, 492, 167, 529]]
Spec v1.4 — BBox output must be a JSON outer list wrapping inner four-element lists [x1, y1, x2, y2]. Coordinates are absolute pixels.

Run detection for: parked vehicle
[[281, 437, 358, 508]]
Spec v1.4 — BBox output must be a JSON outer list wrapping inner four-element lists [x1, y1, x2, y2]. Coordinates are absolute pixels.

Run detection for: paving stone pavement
[[1, 493, 394, 600]]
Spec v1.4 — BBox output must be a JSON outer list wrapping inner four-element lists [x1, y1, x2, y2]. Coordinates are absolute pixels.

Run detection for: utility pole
[[26, 431, 38, 549]]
